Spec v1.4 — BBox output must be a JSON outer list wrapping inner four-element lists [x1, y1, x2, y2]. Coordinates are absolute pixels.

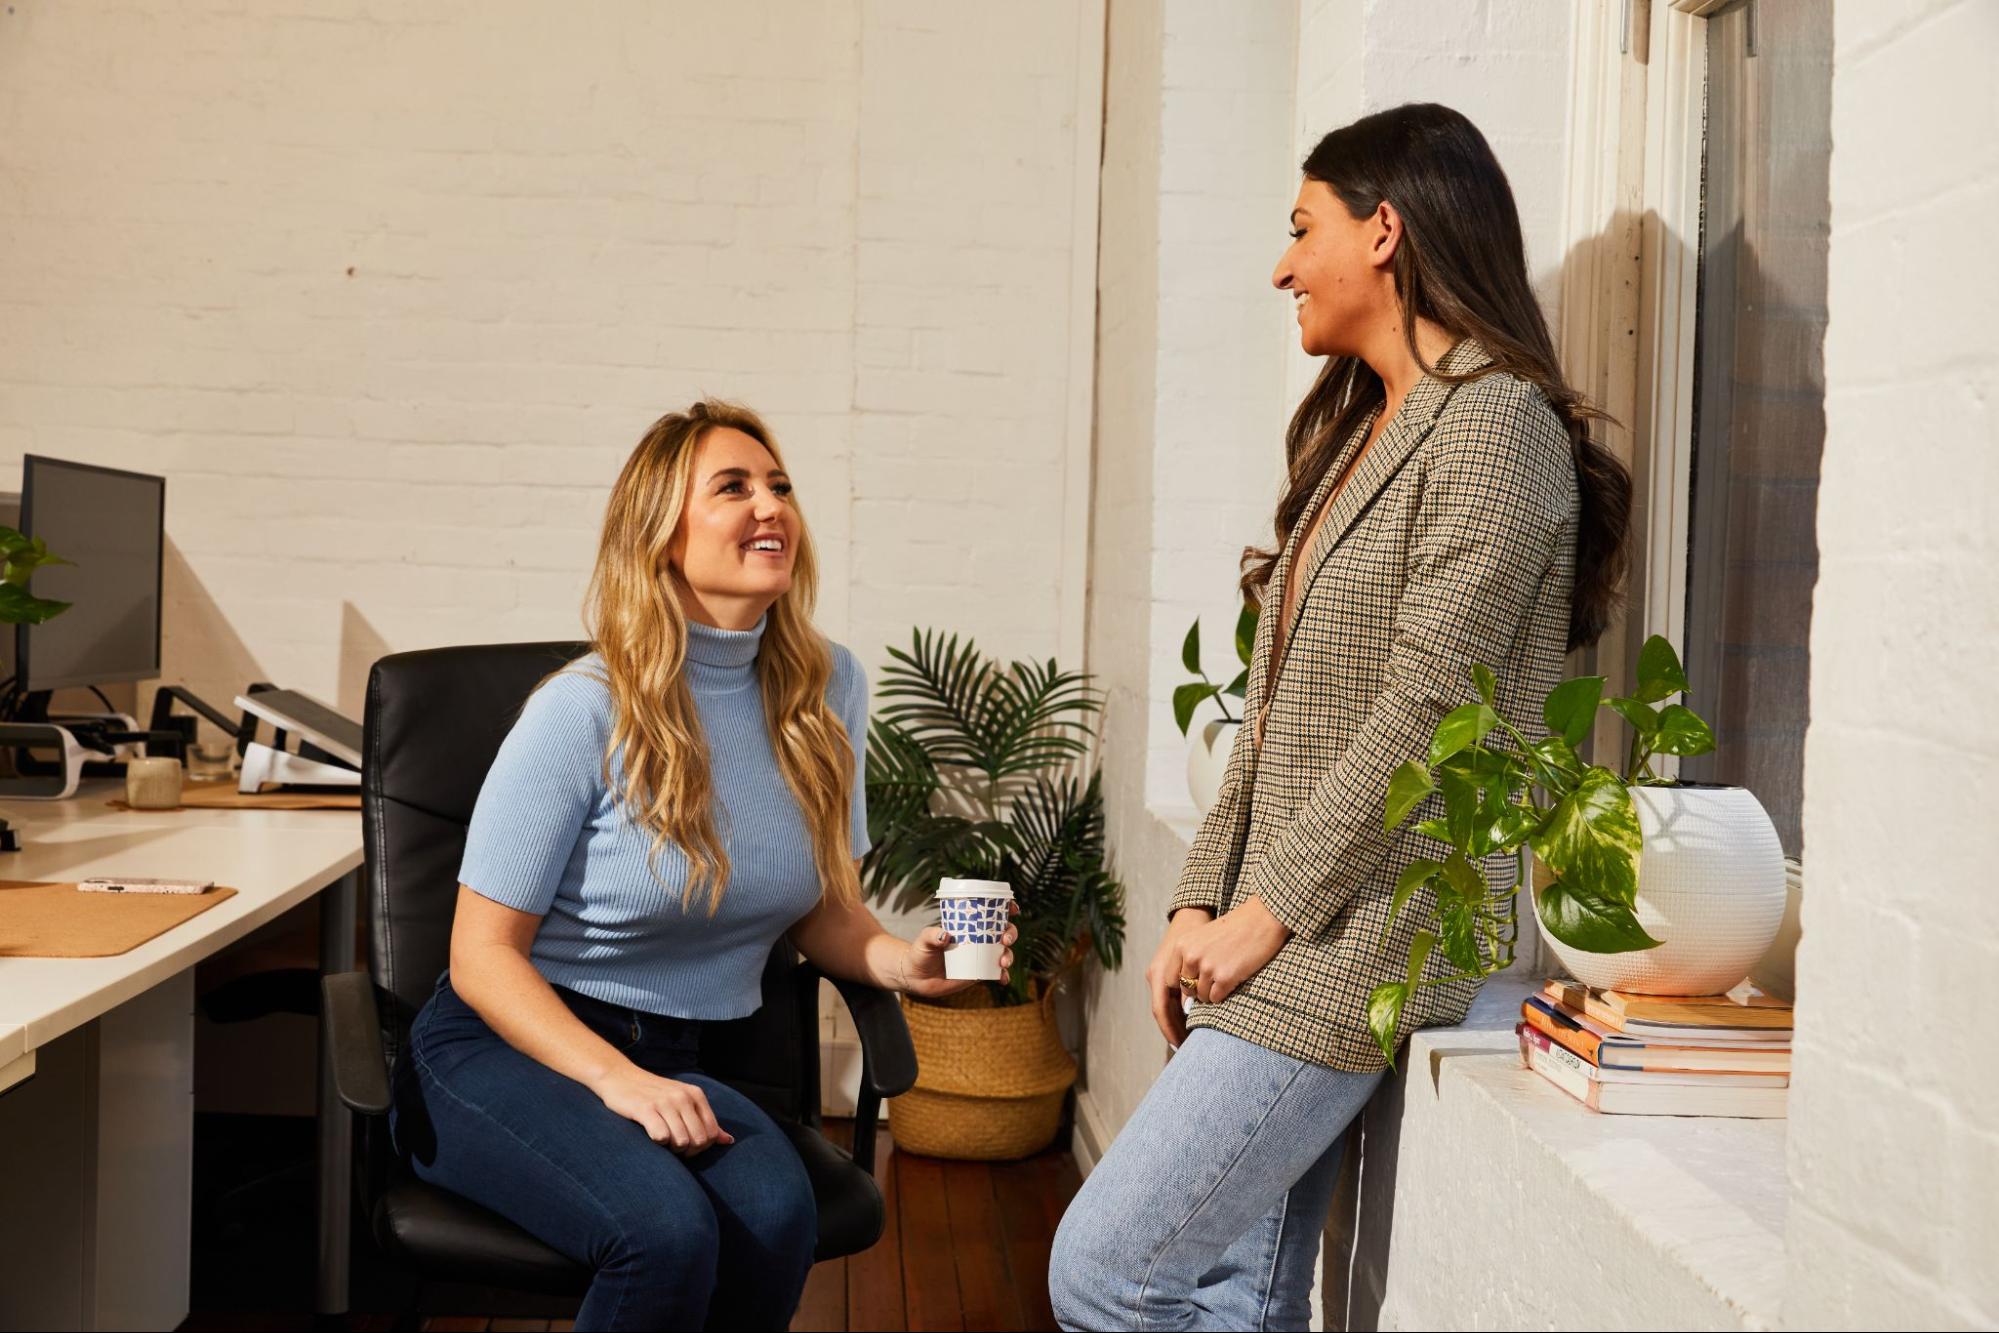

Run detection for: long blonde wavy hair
[[580, 400, 860, 915]]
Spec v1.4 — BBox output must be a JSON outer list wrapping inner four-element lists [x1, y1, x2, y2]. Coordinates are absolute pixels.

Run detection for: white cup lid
[[936, 877, 1013, 899]]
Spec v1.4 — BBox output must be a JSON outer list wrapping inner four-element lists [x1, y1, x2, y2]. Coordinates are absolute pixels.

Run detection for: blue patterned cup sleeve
[[937, 894, 1010, 944]]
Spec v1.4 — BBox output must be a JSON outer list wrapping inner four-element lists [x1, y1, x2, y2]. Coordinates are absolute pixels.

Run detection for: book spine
[[1519, 1023, 1599, 1082], [1517, 1027, 1598, 1109], [1519, 999, 1602, 1064]]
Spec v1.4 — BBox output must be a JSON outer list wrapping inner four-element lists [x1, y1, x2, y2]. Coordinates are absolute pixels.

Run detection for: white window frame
[[1560, 0, 1806, 975], [1558, 0, 1715, 775]]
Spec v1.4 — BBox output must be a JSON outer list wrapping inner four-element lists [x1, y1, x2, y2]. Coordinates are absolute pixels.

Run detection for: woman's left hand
[[899, 902, 1020, 998], [1176, 896, 1291, 1004]]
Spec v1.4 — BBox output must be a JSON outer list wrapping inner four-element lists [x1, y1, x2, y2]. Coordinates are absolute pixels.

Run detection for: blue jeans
[[392, 975, 816, 1332], [1049, 1028, 1383, 1331]]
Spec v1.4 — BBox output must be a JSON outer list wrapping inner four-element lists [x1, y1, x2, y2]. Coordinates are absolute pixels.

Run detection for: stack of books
[[1516, 979, 1792, 1118]]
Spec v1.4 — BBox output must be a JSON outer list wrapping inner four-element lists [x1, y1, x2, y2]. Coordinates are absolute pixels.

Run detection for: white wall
[[1078, 0, 1298, 1157], [0, 0, 1100, 737], [1786, 0, 1999, 1325]]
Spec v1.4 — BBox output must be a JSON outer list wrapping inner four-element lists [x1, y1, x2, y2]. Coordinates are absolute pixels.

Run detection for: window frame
[[1561, 0, 1813, 866]]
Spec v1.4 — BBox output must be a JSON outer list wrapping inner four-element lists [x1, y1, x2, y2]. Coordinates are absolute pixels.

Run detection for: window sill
[[1351, 976, 1786, 1329]]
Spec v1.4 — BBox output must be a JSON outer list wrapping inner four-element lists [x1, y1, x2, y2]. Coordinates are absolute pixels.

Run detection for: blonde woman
[[392, 402, 1016, 1332]]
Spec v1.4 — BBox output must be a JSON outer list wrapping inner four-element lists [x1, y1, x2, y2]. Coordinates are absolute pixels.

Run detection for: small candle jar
[[125, 756, 184, 810]]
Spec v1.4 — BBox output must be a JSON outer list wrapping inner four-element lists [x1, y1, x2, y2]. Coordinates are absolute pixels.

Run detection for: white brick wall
[[1787, 0, 1999, 1325], [0, 0, 1098, 737]]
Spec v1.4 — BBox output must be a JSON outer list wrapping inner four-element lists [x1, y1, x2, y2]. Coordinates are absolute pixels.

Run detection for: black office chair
[[321, 642, 916, 1303]]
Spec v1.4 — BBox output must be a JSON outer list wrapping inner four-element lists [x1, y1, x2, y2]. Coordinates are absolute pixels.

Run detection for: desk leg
[[317, 867, 360, 1321]]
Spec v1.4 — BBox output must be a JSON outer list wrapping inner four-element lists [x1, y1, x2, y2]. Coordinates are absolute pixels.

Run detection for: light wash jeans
[[1049, 1028, 1383, 1332]]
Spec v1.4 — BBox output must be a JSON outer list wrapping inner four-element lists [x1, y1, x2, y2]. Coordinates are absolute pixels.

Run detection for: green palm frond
[[876, 630, 1102, 787], [876, 630, 1000, 772], [865, 718, 940, 840], [1005, 773, 1104, 907], [982, 657, 1102, 779]]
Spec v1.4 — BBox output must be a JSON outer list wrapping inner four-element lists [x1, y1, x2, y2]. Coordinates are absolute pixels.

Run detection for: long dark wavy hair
[[1245, 103, 1630, 651]]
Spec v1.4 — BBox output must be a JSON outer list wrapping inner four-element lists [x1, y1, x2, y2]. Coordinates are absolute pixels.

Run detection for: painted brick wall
[[1786, 0, 1999, 1325], [1077, 0, 1299, 1168], [0, 0, 1096, 739]]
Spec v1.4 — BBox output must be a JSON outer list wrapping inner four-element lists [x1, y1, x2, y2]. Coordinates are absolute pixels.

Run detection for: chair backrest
[[361, 643, 815, 1123]]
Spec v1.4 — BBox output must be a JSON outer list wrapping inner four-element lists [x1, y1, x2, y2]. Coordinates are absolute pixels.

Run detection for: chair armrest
[[821, 973, 916, 1179], [826, 975, 917, 1099], [322, 970, 393, 1116]]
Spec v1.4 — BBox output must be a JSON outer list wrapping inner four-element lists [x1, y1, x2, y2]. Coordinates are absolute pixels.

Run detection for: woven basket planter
[[890, 988, 1077, 1161]]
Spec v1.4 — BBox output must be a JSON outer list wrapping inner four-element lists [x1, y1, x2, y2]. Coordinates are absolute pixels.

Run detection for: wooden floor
[[791, 1122, 1080, 1333], [179, 1120, 1080, 1333]]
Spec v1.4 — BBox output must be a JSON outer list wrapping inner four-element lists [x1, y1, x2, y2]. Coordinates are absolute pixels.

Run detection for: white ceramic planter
[[1185, 718, 1239, 815], [1536, 783, 1786, 996]]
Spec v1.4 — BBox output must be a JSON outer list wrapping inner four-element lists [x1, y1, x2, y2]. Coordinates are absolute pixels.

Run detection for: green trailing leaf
[[1535, 877, 1663, 953], [1525, 735, 1585, 795], [1367, 981, 1409, 1068], [1653, 704, 1716, 757], [1634, 635, 1689, 703], [1605, 696, 1660, 738], [1437, 899, 1482, 972], [1439, 768, 1478, 851], [1223, 668, 1248, 700], [1471, 663, 1497, 706], [1413, 816, 1452, 844], [0, 582, 71, 625], [1173, 683, 1219, 736], [1382, 858, 1445, 937], [1542, 675, 1605, 747], [1440, 850, 1485, 904], [1439, 744, 1520, 793], [1404, 928, 1436, 992], [1487, 802, 1542, 852], [1529, 767, 1642, 910], [1427, 702, 1501, 766], [1234, 602, 1258, 666], [1181, 620, 1201, 674], [1384, 761, 1436, 831]]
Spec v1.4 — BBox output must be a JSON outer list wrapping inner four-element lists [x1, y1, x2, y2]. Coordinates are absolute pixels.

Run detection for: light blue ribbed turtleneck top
[[457, 615, 870, 1019]]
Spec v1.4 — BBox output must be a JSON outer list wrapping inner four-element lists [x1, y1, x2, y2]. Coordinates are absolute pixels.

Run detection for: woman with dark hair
[[1050, 103, 1630, 1330]]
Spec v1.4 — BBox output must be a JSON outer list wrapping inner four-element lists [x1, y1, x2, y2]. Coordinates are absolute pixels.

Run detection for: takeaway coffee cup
[[936, 878, 1014, 981]]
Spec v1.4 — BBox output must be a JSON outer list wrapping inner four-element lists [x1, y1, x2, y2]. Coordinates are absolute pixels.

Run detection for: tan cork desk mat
[[0, 879, 239, 957], [108, 780, 361, 812]]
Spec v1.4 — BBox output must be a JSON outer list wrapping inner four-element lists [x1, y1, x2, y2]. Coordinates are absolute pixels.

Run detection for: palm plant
[[862, 629, 1126, 1006]]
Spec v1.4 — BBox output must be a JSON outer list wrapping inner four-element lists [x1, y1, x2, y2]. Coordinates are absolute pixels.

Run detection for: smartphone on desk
[[78, 877, 214, 895]]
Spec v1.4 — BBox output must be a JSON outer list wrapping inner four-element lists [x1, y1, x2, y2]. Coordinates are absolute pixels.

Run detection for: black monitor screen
[[17, 456, 165, 693]]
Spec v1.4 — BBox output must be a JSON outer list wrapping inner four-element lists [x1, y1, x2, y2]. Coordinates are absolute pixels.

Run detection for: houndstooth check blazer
[[1170, 338, 1579, 1072]]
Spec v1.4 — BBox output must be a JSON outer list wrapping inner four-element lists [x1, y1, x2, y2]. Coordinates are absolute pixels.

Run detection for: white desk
[[0, 784, 363, 1331]]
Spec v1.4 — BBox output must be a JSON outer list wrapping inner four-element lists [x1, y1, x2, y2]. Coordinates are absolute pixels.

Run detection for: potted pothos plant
[[1368, 636, 1785, 1066], [862, 629, 1127, 1159], [1173, 601, 1259, 813], [0, 527, 71, 850]]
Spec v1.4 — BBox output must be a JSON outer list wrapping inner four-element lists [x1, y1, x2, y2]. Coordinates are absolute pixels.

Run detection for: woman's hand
[[1176, 896, 1291, 1007], [1146, 907, 1212, 1047], [591, 1064, 735, 1156], [897, 902, 1020, 998]]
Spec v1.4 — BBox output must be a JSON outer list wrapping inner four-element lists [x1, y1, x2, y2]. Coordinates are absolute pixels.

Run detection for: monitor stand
[[7, 691, 144, 777]]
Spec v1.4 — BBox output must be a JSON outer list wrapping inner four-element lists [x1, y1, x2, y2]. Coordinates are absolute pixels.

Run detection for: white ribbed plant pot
[[1186, 718, 1239, 815], [1536, 784, 1786, 996]]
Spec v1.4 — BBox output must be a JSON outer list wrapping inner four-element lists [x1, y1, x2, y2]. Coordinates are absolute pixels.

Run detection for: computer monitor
[[15, 456, 165, 694]]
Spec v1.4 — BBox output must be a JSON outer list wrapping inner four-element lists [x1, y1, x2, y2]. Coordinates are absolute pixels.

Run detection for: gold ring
[[1178, 976, 1198, 993]]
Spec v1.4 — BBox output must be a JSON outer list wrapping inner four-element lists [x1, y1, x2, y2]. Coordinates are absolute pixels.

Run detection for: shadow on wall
[[153, 538, 266, 748], [338, 601, 392, 719]]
